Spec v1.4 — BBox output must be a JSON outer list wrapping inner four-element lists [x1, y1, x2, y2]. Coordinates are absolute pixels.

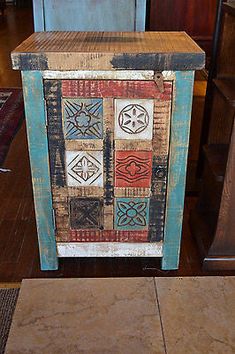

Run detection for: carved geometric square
[[62, 98, 103, 139], [66, 151, 103, 187], [69, 198, 103, 229], [114, 197, 150, 230], [114, 99, 154, 140], [115, 150, 152, 187]]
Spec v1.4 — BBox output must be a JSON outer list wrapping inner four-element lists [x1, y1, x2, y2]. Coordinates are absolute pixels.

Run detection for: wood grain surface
[[21, 71, 58, 270], [217, 6, 235, 77], [11, 31, 205, 71]]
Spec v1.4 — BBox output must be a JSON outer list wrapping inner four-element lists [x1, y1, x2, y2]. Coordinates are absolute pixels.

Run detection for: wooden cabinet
[[190, 3, 235, 270], [0, 0, 6, 16], [149, 0, 217, 65], [11, 31, 204, 270], [33, 0, 146, 32]]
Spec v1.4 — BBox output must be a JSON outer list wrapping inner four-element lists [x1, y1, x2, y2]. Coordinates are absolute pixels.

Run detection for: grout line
[[153, 278, 168, 354]]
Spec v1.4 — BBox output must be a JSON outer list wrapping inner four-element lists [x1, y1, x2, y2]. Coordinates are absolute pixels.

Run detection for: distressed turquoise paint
[[33, 0, 45, 32], [135, 0, 146, 31], [21, 71, 58, 271], [33, 0, 146, 32], [162, 71, 195, 270]]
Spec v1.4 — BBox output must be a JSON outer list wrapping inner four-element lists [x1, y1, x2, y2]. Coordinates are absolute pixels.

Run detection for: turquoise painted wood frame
[[33, 0, 146, 32], [21, 71, 58, 271], [21, 70, 194, 271], [162, 71, 195, 270]]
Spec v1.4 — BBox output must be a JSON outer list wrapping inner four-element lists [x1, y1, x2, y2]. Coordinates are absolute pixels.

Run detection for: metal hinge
[[154, 72, 164, 93], [52, 208, 56, 231]]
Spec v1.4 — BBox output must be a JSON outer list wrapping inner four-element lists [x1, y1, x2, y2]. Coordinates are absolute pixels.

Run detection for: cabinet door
[[44, 78, 172, 244], [33, 0, 146, 32]]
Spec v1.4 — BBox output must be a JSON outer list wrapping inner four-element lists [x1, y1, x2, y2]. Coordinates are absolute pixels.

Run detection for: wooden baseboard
[[190, 209, 235, 271], [203, 257, 235, 271]]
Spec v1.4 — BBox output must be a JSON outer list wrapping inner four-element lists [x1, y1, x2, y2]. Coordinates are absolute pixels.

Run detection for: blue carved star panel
[[114, 197, 150, 231], [62, 98, 103, 139]]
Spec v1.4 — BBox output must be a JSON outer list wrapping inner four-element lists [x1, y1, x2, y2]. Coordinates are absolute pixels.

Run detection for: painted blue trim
[[135, 0, 146, 31], [33, 0, 45, 32], [162, 71, 195, 270], [21, 71, 58, 271], [32, 0, 146, 32]]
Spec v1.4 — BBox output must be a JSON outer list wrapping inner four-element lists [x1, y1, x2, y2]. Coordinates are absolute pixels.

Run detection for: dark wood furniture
[[190, 3, 235, 270], [149, 0, 217, 66], [0, 0, 6, 16]]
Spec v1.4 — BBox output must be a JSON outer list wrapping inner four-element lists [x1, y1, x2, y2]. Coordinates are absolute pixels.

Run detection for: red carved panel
[[62, 80, 172, 101], [115, 150, 152, 187], [69, 229, 148, 242]]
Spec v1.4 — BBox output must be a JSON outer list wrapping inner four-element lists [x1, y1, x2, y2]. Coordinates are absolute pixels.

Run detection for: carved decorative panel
[[115, 197, 150, 230], [66, 150, 103, 187], [45, 78, 172, 243], [62, 98, 103, 140], [69, 198, 103, 229], [115, 150, 152, 188], [115, 99, 154, 140]]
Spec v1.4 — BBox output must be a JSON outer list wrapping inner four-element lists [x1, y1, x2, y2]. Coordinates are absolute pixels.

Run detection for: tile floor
[[5, 277, 235, 354]]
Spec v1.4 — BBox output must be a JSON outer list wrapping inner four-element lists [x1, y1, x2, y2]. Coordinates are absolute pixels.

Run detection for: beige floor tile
[[155, 276, 235, 354], [5, 278, 165, 354]]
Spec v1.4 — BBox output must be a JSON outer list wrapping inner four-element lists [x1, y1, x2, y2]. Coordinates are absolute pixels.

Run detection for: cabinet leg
[[21, 71, 58, 271], [162, 71, 195, 270]]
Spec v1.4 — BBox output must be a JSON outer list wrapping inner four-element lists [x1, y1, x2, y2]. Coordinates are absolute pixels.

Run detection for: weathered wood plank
[[162, 71, 195, 270], [43, 70, 154, 80], [153, 99, 171, 155], [42, 70, 175, 80], [148, 86, 172, 242], [67, 230, 149, 242], [115, 140, 152, 151], [62, 80, 172, 100], [149, 156, 168, 242], [11, 32, 205, 71], [65, 140, 103, 151], [103, 100, 114, 206], [53, 187, 103, 201], [57, 242, 163, 257], [21, 71, 58, 270], [114, 187, 151, 198], [44, 80, 66, 187], [103, 204, 114, 230]]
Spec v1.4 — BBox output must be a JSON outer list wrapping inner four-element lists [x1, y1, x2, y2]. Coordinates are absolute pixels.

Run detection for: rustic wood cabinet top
[[11, 31, 205, 71]]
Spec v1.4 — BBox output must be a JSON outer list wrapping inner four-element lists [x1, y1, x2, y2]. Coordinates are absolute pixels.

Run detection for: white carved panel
[[65, 150, 103, 187], [114, 99, 154, 140]]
